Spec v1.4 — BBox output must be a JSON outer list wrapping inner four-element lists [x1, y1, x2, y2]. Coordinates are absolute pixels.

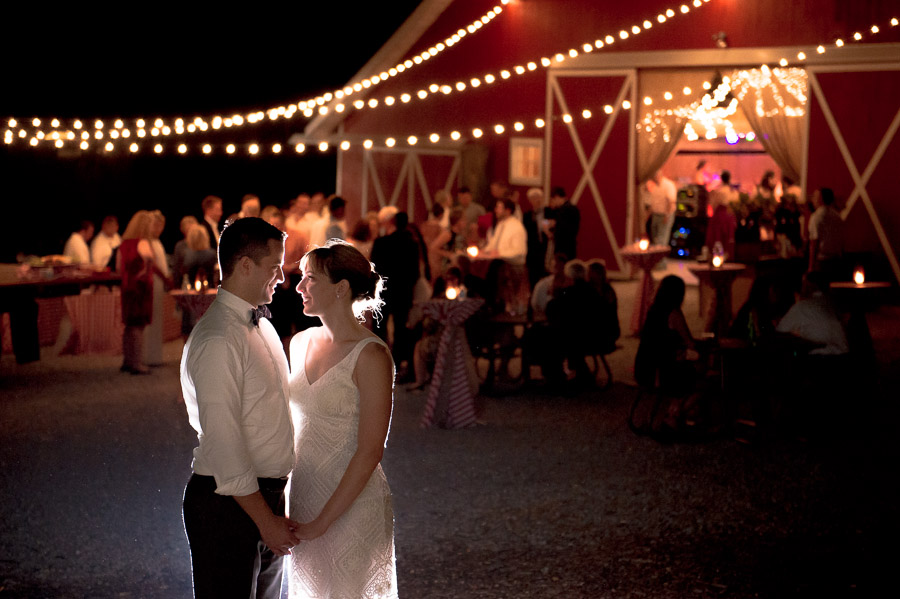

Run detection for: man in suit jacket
[[370, 211, 420, 378], [200, 195, 224, 249]]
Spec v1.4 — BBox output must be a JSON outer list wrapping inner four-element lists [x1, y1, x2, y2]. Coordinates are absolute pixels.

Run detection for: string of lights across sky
[[4, 3, 897, 157], [3, 0, 716, 155]]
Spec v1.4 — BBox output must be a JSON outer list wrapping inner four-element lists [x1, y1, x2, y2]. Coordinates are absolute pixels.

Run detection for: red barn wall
[[336, 0, 900, 267]]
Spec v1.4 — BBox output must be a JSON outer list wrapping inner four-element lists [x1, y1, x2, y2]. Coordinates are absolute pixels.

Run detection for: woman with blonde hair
[[144, 210, 171, 366], [118, 210, 164, 374]]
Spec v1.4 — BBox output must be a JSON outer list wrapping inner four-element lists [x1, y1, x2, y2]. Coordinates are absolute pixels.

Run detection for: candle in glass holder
[[445, 286, 459, 300], [711, 255, 723, 268], [638, 238, 649, 251], [853, 267, 865, 285], [194, 279, 202, 292], [466, 246, 479, 258]]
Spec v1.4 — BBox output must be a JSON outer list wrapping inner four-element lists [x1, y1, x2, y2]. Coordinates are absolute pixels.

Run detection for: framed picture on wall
[[509, 137, 543, 186]]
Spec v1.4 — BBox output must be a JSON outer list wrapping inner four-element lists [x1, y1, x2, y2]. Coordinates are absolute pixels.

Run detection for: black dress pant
[[183, 474, 287, 599]]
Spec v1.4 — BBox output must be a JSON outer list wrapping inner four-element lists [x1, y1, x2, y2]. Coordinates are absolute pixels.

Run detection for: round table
[[418, 297, 484, 429], [620, 244, 669, 335], [170, 289, 217, 336], [687, 262, 746, 338]]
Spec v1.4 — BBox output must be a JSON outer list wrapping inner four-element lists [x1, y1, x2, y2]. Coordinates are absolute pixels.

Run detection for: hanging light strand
[[3, 1, 511, 145]]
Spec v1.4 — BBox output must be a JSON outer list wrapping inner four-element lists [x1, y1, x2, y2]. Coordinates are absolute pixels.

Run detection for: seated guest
[[545, 260, 602, 388], [90, 215, 121, 269], [776, 271, 848, 355], [634, 275, 699, 395], [63, 220, 95, 265], [530, 252, 567, 320], [728, 275, 793, 345], [585, 258, 620, 354]]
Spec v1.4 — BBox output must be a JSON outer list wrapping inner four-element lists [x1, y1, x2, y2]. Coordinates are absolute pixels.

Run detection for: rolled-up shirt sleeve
[[186, 335, 259, 497]]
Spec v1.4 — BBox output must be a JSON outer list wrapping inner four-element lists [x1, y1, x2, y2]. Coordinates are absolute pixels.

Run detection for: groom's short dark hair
[[218, 217, 286, 280]]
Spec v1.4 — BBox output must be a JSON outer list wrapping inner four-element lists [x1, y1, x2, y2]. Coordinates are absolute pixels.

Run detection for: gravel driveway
[[2, 302, 898, 598]]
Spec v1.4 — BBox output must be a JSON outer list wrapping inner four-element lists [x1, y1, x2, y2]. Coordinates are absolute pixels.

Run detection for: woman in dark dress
[[118, 210, 159, 374]]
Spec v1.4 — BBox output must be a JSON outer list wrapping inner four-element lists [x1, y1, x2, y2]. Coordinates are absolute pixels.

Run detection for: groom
[[181, 217, 299, 599]]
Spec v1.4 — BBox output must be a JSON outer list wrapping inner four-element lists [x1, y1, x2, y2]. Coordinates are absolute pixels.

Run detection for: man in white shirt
[[642, 170, 677, 247], [776, 271, 848, 355], [482, 198, 527, 265], [90, 215, 121, 269], [181, 217, 299, 599], [63, 220, 94, 264], [808, 187, 844, 275]]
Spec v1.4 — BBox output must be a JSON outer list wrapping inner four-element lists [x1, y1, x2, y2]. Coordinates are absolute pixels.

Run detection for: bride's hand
[[293, 518, 329, 542]]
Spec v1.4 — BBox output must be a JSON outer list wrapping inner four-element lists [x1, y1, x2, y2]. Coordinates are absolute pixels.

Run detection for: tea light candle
[[638, 238, 649, 251], [194, 279, 202, 292], [466, 246, 479, 258], [711, 255, 723, 268], [445, 286, 459, 300], [853, 268, 865, 285]]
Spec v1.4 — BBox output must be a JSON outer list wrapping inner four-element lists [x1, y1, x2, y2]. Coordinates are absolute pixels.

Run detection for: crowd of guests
[[61, 182, 618, 389], [644, 164, 845, 282]]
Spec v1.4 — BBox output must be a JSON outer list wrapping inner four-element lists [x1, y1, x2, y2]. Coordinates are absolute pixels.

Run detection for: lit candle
[[467, 246, 479, 258], [853, 268, 865, 285], [445, 286, 459, 300], [711, 255, 723, 268], [638, 238, 649, 251], [194, 279, 202, 292]]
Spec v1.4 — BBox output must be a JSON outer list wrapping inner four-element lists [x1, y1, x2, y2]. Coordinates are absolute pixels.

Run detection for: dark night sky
[[0, 2, 424, 258]]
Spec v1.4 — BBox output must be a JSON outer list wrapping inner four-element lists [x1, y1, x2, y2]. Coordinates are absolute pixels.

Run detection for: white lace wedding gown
[[288, 329, 398, 599]]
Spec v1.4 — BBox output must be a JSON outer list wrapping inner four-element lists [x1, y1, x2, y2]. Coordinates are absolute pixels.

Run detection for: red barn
[[295, 0, 900, 281]]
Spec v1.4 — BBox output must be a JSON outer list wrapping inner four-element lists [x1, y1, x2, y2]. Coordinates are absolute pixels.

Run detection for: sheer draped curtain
[[730, 67, 808, 183], [636, 69, 716, 184]]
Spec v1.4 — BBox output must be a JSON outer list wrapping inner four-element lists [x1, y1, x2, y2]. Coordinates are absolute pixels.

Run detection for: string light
[[4, 3, 509, 141], [10, 9, 895, 158]]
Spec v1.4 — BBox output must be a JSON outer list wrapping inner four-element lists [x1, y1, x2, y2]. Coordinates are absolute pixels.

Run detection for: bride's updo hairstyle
[[302, 239, 385, 321]]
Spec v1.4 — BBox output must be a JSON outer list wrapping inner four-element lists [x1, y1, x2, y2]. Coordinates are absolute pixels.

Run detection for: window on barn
[[509, 137, 543, 186]]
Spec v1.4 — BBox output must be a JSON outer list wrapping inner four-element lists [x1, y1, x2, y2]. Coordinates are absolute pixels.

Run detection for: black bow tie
[[250, 305, 272, 327]]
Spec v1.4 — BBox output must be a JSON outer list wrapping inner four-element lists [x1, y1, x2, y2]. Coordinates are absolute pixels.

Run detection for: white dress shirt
[[90, 232, 121, 268], [63, 233, 91, 265], [181, 288, 293, 496], [484, 216, 528, 265], [776, 292, 849, 355]]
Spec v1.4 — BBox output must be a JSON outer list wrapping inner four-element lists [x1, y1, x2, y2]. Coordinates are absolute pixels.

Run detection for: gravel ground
[[2, 281, 898, 598]]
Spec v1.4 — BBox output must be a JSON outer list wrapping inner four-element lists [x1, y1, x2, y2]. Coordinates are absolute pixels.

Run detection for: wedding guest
[[323, 196, 347, 241], [90, 215, 121, 269], [200, 195, 224, 248], [118, 211, 161, 375], [172, 215, 199, 286], [63, 220, 94, 265], [239, 194, 261, 219], [145, 210, 171, 366], [457, 186, 485, 228], [808, 187, 844, 277]]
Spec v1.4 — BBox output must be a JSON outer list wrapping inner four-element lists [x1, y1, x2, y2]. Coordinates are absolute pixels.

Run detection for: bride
[[287, 239, 398, 599]]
